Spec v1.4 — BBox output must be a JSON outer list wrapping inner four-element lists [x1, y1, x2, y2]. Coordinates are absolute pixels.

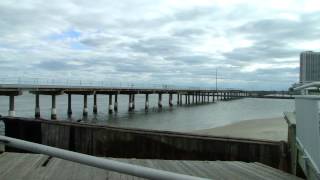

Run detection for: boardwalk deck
[[0, 152, 302, 180]]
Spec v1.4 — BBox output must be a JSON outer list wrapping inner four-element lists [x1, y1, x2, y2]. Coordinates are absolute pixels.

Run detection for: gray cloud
[[0, 1, 319, 90], [34, 60, 81, 71]]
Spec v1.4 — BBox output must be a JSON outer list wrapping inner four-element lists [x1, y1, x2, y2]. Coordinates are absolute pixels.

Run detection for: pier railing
[[0, 77, 217, 90], [0, 135, 207, 180]]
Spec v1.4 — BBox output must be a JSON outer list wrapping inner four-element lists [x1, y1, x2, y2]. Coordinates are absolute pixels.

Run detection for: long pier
[[0, 84, 248, 119], [0, 84, 294, 119]]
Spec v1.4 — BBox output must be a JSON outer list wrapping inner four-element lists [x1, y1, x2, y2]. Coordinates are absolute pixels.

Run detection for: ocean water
[[0, 92, 294, 133]]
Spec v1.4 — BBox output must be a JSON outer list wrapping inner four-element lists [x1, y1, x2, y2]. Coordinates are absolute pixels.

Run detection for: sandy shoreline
[[192, 117, 288, 141]]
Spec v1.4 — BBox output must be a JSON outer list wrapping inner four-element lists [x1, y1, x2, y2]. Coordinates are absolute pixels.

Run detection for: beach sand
[[192, 117, 288, 141]]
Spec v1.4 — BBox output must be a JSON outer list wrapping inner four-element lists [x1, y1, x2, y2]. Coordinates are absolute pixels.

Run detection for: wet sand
[[193, 117, 288, 141]]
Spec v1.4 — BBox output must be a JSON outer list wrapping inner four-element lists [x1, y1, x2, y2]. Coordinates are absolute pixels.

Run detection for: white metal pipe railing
[[0, 135, 209, 180]]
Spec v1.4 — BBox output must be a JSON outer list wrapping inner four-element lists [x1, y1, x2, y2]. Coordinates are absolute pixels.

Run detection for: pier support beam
[[8, 95, 15, 117], [185, 95, 187, 105], [169, 94, 173, 107], [202, 94, 204, 103], [35, 94, 40, 118], [177, 93, 180, 105], [128, 94, 133, 112], [132, 94, 135, 110], [114, 94, 118, 112], [212, 92, 215, 102], [51, 95, 57, 120], [187, 94, 190, 104], [93, 94, 97, 114], [192, 94, 195, 104], [145, 94, 149, 111], [68, 94, 72, 117], [158, 94, 162, 108], [108, 94, 113, 114], [195, 93, 198, 104], [83, 95, 88, 117], [179, 94, 182, 105]]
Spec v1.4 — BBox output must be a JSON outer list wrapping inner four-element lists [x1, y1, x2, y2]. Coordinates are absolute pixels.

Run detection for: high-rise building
[[300, 51, 320, 83]]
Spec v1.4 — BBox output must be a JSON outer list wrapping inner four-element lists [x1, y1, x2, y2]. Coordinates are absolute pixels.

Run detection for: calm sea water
[[0, 91, 294, 134]]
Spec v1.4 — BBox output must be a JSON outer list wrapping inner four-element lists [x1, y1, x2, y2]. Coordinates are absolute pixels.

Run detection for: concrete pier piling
[[114, 94, 118, 112], [169, 94, 173, 107], [132, 94, 135, 110], [51, 95, 57, 120], [67, 94, 72, 117], [8, 96, 15, 117], [35, 94, 40, 118], [83, 95, 88, 117], [93, 94, 98, 114], [195, 93, 198, 104], [128, 94, 133, 112], [158, 94, 162, 108], [179, 94, 182, 105], [108, 94, 113, 114], [187, 94, 190, 105], [192, 94, 195, 104], [145, 94, 149, 111], [185, 95, 187, 105], [177, 93, 180, 105]]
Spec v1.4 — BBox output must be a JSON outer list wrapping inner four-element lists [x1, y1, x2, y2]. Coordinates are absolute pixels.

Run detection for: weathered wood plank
[[0, 153, 302, 180]]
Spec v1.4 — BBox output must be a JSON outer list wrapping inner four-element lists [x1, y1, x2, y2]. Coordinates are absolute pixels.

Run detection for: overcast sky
[[1, 0, 320, 90]]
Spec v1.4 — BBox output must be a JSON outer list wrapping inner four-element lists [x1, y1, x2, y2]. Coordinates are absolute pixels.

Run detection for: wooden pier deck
[[0, 152, 301, 180]]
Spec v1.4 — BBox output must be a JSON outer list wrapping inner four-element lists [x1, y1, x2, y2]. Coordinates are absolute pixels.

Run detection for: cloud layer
[[1, 0, 320, 90]]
